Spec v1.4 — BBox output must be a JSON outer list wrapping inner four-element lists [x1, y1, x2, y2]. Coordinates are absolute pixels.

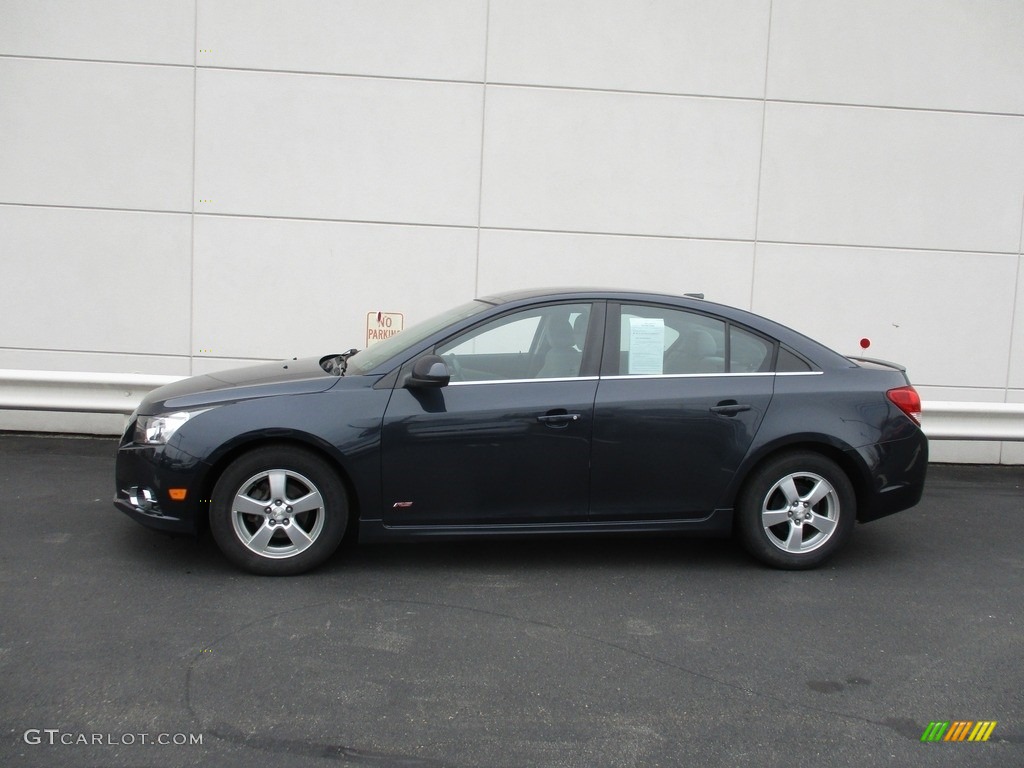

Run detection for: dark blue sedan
[[115, 289, 927, 574]]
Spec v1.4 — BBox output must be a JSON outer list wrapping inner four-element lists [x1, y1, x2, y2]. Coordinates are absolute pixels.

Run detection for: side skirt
[[357, 509, 734, 543]]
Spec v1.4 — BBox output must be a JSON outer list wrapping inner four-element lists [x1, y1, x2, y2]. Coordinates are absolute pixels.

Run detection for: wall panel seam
[[2, 203, 1018, 258], [750, 0, 775, 310], [4, 53, 1022, 119], [188, 0, 199, 377], [473, 0, 491, 296]]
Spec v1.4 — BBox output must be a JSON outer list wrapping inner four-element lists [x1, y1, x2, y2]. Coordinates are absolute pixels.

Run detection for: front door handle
[[537, 412, 581, 426], [710, 402, 751, 416]]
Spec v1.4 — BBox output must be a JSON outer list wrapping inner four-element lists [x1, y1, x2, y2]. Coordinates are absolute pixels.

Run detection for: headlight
[[134, 410, 202, 445]]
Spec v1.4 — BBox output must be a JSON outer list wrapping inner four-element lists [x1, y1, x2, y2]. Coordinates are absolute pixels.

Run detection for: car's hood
[[138, 356, 340, 413]]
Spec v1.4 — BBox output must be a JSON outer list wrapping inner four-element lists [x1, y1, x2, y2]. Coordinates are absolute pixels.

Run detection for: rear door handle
[[710, 402, 751, 416]]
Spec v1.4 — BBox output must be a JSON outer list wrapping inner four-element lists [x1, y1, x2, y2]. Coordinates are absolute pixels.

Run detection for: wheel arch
[[727, 437, 872, 528], [195, 432, 362, 535]]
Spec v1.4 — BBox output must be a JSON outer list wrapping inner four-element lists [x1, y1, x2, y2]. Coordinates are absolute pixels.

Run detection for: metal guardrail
[[919, 401, 1024, 442], [0, 370, 1022, 441], [0, 369, 182, 415]]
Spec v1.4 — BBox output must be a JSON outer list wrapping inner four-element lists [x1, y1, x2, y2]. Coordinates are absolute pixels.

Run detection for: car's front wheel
[[210, 446, 348, 575], [736, 452, 855, 569]]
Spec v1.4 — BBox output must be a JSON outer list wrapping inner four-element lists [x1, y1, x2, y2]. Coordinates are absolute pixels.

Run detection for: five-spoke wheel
[[737, 452, 855, 569], [210, 446, 347, 575], [228, 468, 325, 559]]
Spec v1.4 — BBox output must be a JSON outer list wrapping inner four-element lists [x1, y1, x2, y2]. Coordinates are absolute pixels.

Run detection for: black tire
[[736, 452, 855, 570], [210, 445, 348, 575]]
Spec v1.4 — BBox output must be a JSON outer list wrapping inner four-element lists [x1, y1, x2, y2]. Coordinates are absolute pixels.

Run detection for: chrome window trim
[[448, 376, 600, 387], [601, 372, 775, 381], [446, 371, 823, 386], [602, 371, 823, 380]]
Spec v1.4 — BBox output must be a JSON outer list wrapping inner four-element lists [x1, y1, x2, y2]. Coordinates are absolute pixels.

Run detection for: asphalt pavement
[[0, 434, 1021, 768]]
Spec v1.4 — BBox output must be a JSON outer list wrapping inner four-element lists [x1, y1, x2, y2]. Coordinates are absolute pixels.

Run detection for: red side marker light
[[887, 386, 921, 425], [168, 488, 188, 501], [859, 338, 871, 349]]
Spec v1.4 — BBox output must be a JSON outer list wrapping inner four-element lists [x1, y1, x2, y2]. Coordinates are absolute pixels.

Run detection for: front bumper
[[113, 442, 204, 535]]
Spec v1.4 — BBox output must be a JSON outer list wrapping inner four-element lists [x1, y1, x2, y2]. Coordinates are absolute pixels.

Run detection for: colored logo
[[921, 721, 997, 742]]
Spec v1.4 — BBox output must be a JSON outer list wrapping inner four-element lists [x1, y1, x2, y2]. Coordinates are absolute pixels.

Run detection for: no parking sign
[[365, 311, 404, 346]]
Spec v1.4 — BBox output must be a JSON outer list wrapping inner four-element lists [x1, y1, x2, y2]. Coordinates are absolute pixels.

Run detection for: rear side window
[[776, 346, 813, 372], [615, 304, 804, 375], [730, 326, 771, 373], [619, 305, 725, 375]]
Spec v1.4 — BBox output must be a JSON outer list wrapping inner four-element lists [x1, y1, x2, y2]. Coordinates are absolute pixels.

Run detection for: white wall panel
[[0, 206, 191, 355], [752, 244, 1018, 389], [0, 2, 1022, 458], [0, 58, 194, 211], [191, 357, 279, 375], [481, 87, 762, 239], [0, 411, 125, 436], [0, 348, 189, 377], [197, 0, 485, 80], [477, 229, 754, 308], [1008, 256, 1024, 389], [0, 0, 195, 65], [191, 216, 476, 360], [929, 441, 1001, 465], [487, 0, 770, 98], [194, 69, 483, 225], [758, 103, 1024, 253], [768, 0, 1024, 115]]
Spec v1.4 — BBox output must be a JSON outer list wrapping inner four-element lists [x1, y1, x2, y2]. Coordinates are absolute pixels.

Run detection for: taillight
[[887, 386, 921, 425]]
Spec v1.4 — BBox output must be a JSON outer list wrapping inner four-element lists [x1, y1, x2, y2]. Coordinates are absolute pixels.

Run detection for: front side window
[[436, 303, 591, 383]]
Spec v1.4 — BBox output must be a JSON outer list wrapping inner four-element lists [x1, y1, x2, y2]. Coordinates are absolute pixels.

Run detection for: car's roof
[[480, 287, 703, 304]]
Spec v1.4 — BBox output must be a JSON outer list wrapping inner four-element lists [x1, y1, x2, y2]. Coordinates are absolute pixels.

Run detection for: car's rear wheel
[[737, 452, 855, 569], [210, 446, 347, 575]]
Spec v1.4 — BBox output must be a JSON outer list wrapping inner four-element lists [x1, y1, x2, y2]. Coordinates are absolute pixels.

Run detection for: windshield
[[345, 300, 493, 374]]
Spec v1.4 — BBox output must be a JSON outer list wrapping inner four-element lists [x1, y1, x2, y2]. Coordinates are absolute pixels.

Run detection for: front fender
[[166, 386, 393, 524]]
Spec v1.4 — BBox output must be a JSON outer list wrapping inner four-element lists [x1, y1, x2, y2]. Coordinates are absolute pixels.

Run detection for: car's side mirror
[[407, 355, 450, 388]]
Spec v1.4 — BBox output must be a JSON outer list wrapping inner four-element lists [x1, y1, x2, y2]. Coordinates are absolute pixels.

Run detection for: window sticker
[[628, 317, 665, 375]]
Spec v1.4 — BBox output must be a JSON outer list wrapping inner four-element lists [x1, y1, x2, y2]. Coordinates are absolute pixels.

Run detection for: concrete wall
[[1, 0, 1022, 461]]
